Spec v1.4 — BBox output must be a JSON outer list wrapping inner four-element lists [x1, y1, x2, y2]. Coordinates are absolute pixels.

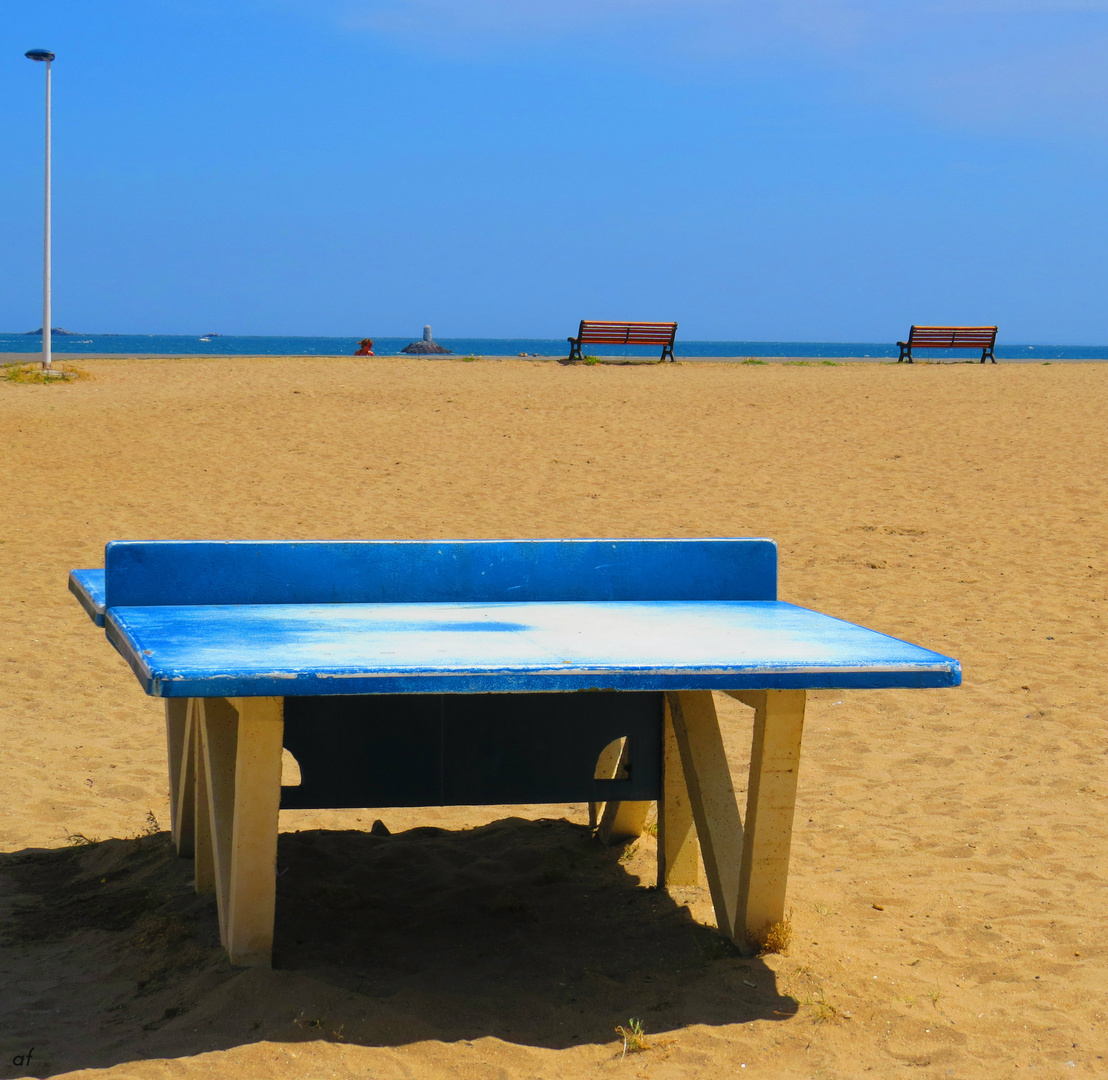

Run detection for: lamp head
[[25, 49, 55, 62]]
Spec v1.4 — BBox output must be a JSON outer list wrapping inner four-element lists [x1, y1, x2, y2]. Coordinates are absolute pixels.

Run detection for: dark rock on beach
[[401, 324, 452, 355], [401, 339, 452, 354]]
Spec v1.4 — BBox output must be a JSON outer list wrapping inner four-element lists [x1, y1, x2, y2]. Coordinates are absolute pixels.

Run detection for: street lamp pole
[[26, 49, 55, 371]]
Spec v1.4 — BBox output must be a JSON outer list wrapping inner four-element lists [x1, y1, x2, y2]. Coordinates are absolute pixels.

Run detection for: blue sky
[[3, 0, 1107, 341]]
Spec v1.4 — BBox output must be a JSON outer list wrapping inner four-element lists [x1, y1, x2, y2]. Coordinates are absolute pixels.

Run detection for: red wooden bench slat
[[579, 324, 675, 335], [578, 334, 674, 343], [579, 326, 674, 333]]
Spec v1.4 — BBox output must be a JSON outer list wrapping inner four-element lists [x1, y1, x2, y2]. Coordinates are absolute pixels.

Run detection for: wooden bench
[[897, 325, 998, 363], [68, 538, 959, 966], [568, 320, 678, 362]]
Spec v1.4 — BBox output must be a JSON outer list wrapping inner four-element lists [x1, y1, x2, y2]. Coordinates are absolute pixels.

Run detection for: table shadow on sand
[[0, 817, 797, 1077]]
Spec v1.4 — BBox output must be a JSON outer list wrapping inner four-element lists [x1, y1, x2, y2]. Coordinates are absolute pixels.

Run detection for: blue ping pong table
[[69, 539, 960, 967]]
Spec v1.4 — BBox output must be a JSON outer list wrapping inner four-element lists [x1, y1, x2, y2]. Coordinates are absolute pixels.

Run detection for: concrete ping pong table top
[[69, 538, 960, 967]]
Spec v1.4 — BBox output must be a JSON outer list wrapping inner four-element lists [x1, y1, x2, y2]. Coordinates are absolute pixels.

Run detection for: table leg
[[727, 689, 806, 949], [657, 694, 699, 888], [589, 738, 623, 829], [197, 696, 284, 967], [665, 691, 743, 940], [591, 737, 650, 843], [165, 699, 195, 856], [597, 798, 650, 844], [192, 700, 215, 896]]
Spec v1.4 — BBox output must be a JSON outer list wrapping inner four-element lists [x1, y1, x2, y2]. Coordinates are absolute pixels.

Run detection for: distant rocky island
[[24, 327, 77, 335], [401, 325, 451, 355]]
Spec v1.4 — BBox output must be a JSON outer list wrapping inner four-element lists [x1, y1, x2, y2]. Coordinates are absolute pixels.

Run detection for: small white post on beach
[[25, 48, 55, 371]]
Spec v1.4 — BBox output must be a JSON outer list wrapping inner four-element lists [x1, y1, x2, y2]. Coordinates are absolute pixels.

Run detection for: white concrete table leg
[[197, 696, 284, 967], [165, 698, 195, 856], [657, 694, 699, 888], [589, 737, 623, 829], [192, 701, 215, 896], [727, 689, 806, 948], [597, 797, 651, 845], [198, 697, 237, 942], [598, 740, 651, 843], [591, 736, 650, 843], [665, 691, 743, 940]]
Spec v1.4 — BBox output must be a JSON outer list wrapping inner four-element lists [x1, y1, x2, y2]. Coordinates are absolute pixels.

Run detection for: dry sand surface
[[1, 355, 1106, 1079]]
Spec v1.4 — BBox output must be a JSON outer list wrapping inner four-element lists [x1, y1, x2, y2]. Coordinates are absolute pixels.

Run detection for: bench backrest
[[103, 538, 777, 607], [908, 326, 997, 348], [576, 321, 677, 346]]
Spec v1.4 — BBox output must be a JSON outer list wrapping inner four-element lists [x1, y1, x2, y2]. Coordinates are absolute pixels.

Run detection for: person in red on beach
[[355, 338, 374, 356]]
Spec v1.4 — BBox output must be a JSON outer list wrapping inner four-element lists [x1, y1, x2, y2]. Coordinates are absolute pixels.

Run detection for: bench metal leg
[[727, 689, 806, 947], [196, 696, 284, 967], [657, 694, 699, 887]]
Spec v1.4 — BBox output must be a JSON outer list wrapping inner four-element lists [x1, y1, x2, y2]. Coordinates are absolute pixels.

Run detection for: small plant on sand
[[65, 832, 99, 847], [2, 361, 87, 384], [799, 986, 845, 1023], [820, 360, 839, 366], [741, 358, 766, 365], [783, 360, 811, 366], [755, 913, 793, 955], [583, 355, 600, 365], [615, 1018, 649, 1057], [928, 984, 942, 1007], [457, 355, 481, 362], [700, 934, 741, 961], [139, 810, 161, 837]]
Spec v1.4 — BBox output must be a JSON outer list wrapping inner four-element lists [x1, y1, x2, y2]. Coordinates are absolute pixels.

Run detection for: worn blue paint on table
[[72, 539, 960, 699], [104, 600, 960, 698], [69, 569, 106, 626], [102, 538, 778, 607]]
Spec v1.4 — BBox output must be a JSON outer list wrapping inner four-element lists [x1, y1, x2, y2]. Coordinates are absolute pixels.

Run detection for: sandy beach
[[1, 355, 1105, 1078]]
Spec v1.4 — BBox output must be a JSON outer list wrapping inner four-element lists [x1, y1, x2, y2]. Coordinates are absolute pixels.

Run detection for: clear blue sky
[[3, 1, 1107, 341]]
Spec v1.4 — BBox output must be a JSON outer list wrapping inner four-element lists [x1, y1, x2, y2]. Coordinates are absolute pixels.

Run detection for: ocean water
[[2, 333, 1106, 361]]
